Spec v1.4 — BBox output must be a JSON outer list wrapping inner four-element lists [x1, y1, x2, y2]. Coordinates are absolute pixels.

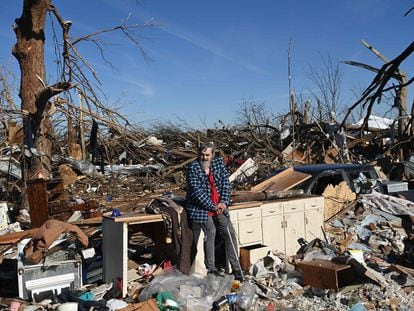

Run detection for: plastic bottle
[[212, 296, 229, 310]]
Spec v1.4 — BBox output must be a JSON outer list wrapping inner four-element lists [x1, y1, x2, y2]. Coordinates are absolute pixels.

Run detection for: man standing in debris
[[186, 142, 244, 281]]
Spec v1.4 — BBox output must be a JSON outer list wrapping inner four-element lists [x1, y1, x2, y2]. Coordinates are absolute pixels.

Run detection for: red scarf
[[208, 171, 219, 216]]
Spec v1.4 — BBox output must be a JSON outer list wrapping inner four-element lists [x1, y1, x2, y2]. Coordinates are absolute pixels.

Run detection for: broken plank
[[391, 264, 414, 277], [251, 167, 311, 192], [0, 229, 37, 245]]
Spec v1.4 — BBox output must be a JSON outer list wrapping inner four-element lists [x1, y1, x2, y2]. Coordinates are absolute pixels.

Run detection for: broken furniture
[[23, 266, 81, 301], [102, 213, 164, 297], [251, 166, 312, 193], [297, 259, 356, 291], [229, 195, 324, 257], [0, 246, 83, 300], [26, 178, 98, 227], [102, 196, 325, 296], [229, 202, 263, 247], [239, 245, 271, 272], [27, 178, 66, 227]]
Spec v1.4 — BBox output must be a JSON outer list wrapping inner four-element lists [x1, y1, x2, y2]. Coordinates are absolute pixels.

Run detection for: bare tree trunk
[[12, 0, 52, 180], [360, 39, 409, 161]]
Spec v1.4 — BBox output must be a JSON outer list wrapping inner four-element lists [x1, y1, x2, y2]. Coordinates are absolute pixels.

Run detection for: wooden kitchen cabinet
[[261, 201, 284, 253], [262, 215, 284, 252], [229, 206, 262, 247], [229, 196, 324, 255], [284, 210, 306, 255], [259, 196, 324, 255], [304, 196, 325, 241]]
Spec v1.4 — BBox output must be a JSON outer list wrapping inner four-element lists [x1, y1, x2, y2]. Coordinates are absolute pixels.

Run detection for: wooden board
[[251, 167, 311, 192], [0, 229, 37, 245], [104, 213, 163, 224], [390, 264, 414, 277], [26, 179, 49, 228]]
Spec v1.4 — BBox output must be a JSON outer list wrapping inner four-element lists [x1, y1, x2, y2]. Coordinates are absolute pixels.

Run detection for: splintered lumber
[[67, 143, 83, 160], [324, 147, 340, 164], [251, 167, 311, 192], [390, 264, 414, 278], [0, 229, 37, 245], [58, 164, 80, 186], [322, 181, 356, 220], [0, 232, 31, 263]]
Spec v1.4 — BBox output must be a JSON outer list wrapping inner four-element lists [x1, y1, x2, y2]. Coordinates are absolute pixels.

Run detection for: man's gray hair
[[198, 141, 216, 155]]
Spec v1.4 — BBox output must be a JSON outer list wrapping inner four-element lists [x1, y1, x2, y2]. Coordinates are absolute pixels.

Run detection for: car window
[[310, 173, 345, 195]]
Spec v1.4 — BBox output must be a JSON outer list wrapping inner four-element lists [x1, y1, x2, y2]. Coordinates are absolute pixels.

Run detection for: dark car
[[272, 163, 409, 197]]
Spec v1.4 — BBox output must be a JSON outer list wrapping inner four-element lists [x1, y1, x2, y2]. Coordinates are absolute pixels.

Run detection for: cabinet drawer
[[238, 219, 262, 245], [283, 200, 304, 213], [238, 207, 261, 221], [261, 202, 283, 217], [304, 197, 324, 210]]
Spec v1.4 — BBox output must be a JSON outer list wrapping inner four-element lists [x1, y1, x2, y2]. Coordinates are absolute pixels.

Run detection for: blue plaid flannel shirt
[[185, 157, 231, 223]]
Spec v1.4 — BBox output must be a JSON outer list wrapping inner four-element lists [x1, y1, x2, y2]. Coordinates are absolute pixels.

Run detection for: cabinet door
[[305, 208, 324, 241], [284, 211, 305, 255], [262, 215, 285, 253]]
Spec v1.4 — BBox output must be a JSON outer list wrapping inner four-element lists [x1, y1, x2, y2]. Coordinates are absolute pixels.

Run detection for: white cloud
[[159, 20, 269, 76], [127, 79, 155, 97]]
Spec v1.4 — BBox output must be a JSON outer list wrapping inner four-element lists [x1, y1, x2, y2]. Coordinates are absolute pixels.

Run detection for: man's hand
[[216, 202, 227, 215]]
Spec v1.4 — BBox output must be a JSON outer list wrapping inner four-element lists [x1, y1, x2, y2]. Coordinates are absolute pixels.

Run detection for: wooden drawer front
[[238, 207, 261, 221], [238, 219, 262, 245], [283, 200, 304, 213], [229, 210, 238, 222], [304, 197, 324, 210], [261, 202, 283, 217]]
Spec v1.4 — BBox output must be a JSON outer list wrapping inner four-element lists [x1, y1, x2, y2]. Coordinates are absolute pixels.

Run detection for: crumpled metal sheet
[[0, 159, 22, 179], [359, 191, 414, 216]]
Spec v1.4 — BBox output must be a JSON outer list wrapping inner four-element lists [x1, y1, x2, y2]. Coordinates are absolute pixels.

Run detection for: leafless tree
[[12, 0, 154, 187], [308, 53, 344, 121], [341, 41, 414, 160], [237, 99, 270, 133]]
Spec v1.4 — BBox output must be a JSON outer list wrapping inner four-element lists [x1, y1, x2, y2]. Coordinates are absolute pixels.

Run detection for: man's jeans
[[195, 213, 241, 274]]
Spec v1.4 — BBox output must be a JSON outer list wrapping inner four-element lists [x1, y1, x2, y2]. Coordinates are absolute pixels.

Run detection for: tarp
[[354, 115, 394, 130]]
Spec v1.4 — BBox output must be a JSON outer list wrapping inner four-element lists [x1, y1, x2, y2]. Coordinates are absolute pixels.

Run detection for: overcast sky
[[0, 1, 413, 128]]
